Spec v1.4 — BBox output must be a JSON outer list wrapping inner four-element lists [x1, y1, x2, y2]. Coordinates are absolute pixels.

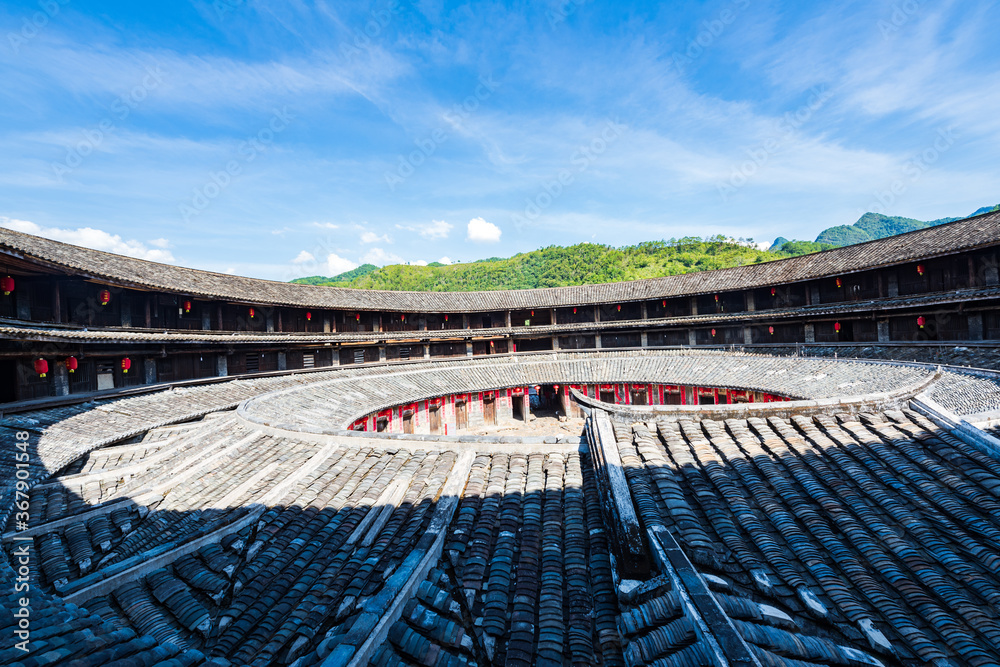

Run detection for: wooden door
[[483, 395, 496, 425], [429, 405, 441, 434], [456, 400, 467, 430]]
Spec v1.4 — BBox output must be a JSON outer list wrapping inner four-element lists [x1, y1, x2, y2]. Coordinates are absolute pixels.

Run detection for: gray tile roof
[[2, 210, 997, 312]]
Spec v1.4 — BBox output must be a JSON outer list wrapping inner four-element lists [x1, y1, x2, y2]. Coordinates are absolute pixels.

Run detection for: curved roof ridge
[[1, 209, 997, 311]]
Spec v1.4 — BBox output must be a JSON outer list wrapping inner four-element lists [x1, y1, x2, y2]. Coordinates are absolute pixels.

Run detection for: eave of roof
[[1, 210, 997, 311]]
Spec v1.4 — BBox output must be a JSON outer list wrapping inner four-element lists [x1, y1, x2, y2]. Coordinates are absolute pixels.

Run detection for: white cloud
[[311, 222, 340, 229], [413, 259, 428, 266], [149, 237, 172, 248], [1, 217, 176, 262], [437, 256, 453, 264], [360, 231, 392, 244], [327, 253, 358, 275], [292, 250, 315, 264], [361, 247, 404, 265], [396, 219, 453, 239], [466, 217, 501, 243]]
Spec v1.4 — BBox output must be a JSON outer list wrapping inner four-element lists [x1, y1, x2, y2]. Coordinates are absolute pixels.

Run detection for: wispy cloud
[[0, 217, 176, 262]]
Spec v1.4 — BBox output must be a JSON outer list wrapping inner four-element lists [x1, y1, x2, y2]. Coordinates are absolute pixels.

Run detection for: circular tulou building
[[2, 210, 1000, 667]]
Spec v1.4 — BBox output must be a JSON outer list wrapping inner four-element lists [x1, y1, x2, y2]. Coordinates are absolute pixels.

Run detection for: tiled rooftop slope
[[602, 410, 1000, 666], [3, 210, 997, 310], [237, 350, 944, 432], [4, 350, 1000, 666]]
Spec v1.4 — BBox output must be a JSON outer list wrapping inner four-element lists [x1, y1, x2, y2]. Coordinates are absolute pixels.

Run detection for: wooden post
[[52, 280, 62, 323]]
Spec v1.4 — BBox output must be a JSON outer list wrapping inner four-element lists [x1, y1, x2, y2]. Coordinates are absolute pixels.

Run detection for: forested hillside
[[294, 236, 791, 291], [292, 204, 996, 292]]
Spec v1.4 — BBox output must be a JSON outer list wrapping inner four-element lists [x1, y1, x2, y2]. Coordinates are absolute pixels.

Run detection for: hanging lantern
[[617, 304, 621, 311], [100, 289, 111, 306], [1, 276, 14, 295], [34, 358, 48, 378], [834, 322, 841, 333], [444, 314, 449, 321], [662, 300, 666, 307], [770, 287, 776, 296], [573, 307, 577, 314], [249, 307, 255, 319], [768, 326, 775, 335], [65, 356, 78, 373], [355, 313, 361, 321], [183, 300, 192, 313], [711, 328, 716, 337], [917, 316, 926, 329], [917, 264, 925, 276], [530, 310, 534, 317], [401, 314, 405, 321], [714, 294, 719, 302], [306, 311, 312, 321], [121, 357, 131, 374], [835, 278, 842, 288], [553, 384, 560, 391]]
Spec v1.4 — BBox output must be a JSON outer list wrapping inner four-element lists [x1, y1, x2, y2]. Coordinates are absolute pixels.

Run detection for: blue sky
[[0, 0, 997, 281]]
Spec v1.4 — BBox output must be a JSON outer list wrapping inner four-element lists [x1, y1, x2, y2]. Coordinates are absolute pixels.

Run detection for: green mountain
[[290, 204, 997, 293], [773, 204, 996, 253], [291, 264, 378, 286], [814, 212, 961, 246], [291, 236, 801, 292]]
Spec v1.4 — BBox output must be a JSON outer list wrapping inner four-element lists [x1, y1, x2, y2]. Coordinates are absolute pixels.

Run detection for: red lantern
[[617, 304, 621, 311], [444, 314, 449, 321], [835, 278, 842, 288], [768, 326, 775, 335], [1, 276, 13, 295], [662, 300, 666, 307], [65, 356, 78, 373], [770, 287, 776, 296], [917, 316, 926, 329], [554, 384, 560, 391], [249, 307, 255, 319], [401, 314, 405, 321], [34, 358, 48, 378], [917, 264, 925, 276], [100, 289, 111, 306], [711, 328, 716, 337], [306, 312, 312, 321], [573, 307, 577, 314], [355, 313, 361, 321], [182, 300, 192, 313], [121, 357, 131, 374], [714, 294, 719, 302], [834, 322, 841, 333], [530, 310, 534, 317]]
